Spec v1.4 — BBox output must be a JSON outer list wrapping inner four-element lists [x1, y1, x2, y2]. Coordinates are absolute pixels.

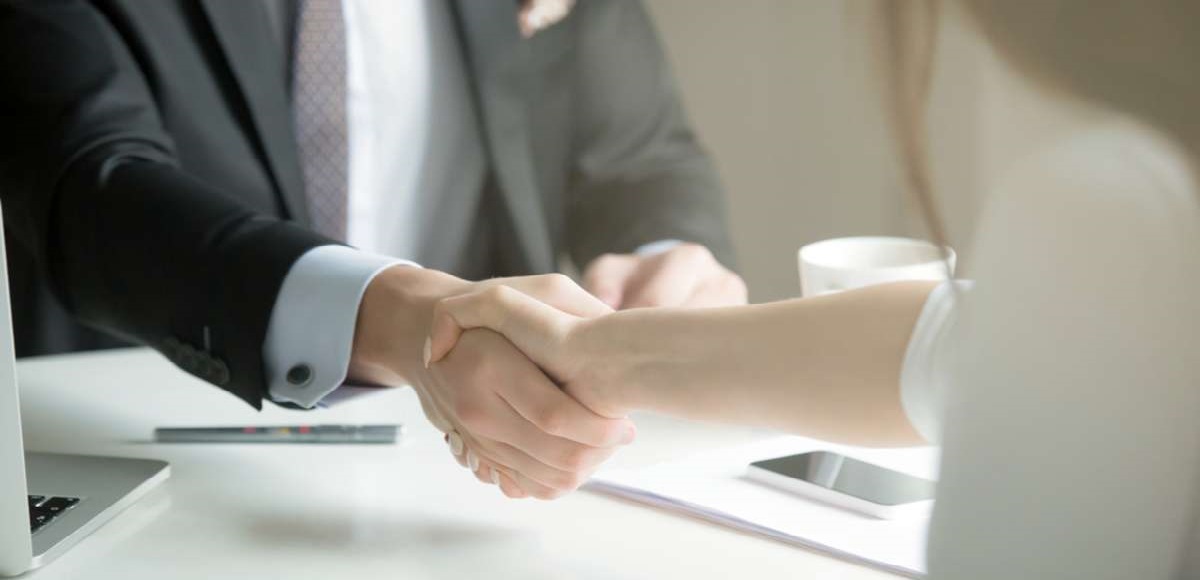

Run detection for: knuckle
[[543, 273, 575, 294], [533, 404, 569, 435], [591, 253, 621, 271], [559, 445, 593, 472], [533, 487, 566, 500], [545, 473, 580, 494], [678, 243, 713, 263], [483, 284, 513, 304], [727, 274, 748, 298], [453, 400, 486, 429], [485, 286, 520, 324]]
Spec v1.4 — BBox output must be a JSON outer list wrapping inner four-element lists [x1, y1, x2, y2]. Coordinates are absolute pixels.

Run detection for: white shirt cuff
[[263, 245, 416, 409], [634, 239, 683, 257], [899, 279, 974, 444]]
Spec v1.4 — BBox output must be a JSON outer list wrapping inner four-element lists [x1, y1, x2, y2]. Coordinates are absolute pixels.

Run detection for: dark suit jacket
[[0, 0, 735, 408]]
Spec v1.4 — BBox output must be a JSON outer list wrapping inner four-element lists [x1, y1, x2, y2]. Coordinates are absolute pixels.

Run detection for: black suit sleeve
[[565, 0, 737, 270], [0, 1, 327, 408]]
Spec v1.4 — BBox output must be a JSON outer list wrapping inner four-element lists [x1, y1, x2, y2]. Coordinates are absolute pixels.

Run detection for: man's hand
[[583, 243, 747, 309], [347, 267, 634, 499]]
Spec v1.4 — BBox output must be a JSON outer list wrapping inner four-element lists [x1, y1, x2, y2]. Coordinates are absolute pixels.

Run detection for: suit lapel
[[198, 0, 308, 224], [450, 0, 555, 271]]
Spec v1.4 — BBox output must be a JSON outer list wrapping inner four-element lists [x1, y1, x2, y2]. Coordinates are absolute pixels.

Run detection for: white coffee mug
[[798, 236, 955, 297]]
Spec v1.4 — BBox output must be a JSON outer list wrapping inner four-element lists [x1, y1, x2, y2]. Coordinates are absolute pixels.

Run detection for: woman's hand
[[425, 276, 638, 496], [426, 330, 626, 499], [426, 279, 631, 420]]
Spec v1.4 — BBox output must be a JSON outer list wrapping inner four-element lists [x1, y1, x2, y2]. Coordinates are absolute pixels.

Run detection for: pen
[[154, 424, 403, 444]]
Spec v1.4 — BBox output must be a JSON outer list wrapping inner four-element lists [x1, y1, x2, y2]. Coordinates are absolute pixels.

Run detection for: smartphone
[[746, 451, 936, 519]]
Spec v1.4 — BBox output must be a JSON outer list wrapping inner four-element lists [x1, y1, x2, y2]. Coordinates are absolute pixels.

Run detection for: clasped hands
[[351, 244, 743, 500]]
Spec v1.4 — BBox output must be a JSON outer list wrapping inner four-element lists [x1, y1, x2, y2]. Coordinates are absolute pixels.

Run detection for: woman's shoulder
[[970, 116, 1200, 276], [1001, 116, 1200, 221]]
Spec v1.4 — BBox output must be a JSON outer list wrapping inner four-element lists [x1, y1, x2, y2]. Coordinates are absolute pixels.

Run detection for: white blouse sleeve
[[899, 279, 973, 444]]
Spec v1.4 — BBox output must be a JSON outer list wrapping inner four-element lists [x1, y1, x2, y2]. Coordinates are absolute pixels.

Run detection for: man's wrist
[[263, 246, 410, 408], [349, 265, 471, 387]]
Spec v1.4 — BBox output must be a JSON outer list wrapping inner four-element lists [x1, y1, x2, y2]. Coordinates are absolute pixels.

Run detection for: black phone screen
[[751, 451, 935, 506]]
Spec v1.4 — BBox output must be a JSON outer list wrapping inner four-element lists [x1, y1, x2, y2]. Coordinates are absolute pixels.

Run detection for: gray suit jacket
[[0, 0, 734, 406]]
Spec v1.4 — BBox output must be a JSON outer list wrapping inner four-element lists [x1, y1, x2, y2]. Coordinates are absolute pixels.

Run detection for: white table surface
[[17, 348, 900, 580]]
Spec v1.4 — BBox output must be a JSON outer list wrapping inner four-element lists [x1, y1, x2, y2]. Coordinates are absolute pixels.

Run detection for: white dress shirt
[[264, 0, 677, 408], [900, 118, 1200, 578], [264, 0, 462, 407]]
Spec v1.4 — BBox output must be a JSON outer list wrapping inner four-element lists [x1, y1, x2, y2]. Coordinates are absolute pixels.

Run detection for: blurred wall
[[644, 0, 1098, 302]]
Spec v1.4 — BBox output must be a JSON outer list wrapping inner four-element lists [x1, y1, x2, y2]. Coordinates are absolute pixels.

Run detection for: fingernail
[[422, 336, 432, 368], [448, 431, 464, 456], [491, 469, 501, 486], [467, 451, 480, 472], [620, 423, 637, 445]]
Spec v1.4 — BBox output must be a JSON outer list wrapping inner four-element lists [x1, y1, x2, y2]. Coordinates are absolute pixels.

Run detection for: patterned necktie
[[292, 0, 348, 240]]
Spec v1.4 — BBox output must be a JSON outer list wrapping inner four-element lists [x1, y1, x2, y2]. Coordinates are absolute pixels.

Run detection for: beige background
[[644, 0, 1099, 302]]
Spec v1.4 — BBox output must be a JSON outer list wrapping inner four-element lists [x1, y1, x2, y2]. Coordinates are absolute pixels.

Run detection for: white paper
[[585, 437, 939, 577]]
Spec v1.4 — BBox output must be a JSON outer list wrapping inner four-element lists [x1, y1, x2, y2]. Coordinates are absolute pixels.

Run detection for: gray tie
[[292, 0, 348, 241]]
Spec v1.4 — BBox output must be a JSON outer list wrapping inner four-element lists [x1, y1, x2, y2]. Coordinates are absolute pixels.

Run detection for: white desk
[[18, 349, 900, 580]]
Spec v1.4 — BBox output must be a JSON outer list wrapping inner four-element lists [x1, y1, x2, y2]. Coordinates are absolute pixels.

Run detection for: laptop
[[0, 211, 169, 576]]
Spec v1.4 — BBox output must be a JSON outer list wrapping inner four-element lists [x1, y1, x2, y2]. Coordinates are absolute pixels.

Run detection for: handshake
[[348, 244, 745, 500]]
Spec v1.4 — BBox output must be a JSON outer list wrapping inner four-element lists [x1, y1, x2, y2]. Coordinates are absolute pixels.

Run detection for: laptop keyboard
[[28, 495, 81, 533]]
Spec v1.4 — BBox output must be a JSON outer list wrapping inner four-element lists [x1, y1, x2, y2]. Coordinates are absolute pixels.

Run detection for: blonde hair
[[877, 0, 1200, 250], [875, 0, 945, 250]]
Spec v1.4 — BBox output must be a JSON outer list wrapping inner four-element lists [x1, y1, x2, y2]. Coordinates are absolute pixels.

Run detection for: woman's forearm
[[581, 281, 939, 447]]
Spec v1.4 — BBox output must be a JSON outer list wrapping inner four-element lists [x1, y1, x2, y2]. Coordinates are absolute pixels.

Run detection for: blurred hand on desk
[[583, 243, 747, 310]]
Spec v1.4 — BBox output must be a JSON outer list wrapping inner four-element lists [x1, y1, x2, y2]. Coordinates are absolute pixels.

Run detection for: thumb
[[583, 254, 638, 309], [426, 285, 576, 369]]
